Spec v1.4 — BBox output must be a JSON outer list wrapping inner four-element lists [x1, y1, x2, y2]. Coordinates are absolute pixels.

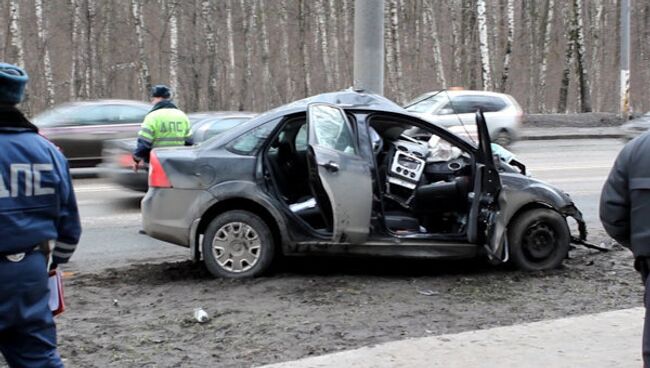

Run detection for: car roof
[[419, 90, 513, 99]]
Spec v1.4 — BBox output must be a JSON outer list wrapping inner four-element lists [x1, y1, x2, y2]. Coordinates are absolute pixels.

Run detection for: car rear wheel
[[508, 208, 570, 271], [202, 210, 275, 278], [493, 129, 513, 147]]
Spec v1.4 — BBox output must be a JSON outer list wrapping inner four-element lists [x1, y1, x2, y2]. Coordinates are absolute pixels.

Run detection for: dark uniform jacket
[[0, 106, 81, 264], [601, 131, 650, 261]]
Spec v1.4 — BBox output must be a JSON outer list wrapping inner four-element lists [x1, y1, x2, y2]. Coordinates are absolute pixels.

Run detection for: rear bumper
[[141, 188, 214, 248]]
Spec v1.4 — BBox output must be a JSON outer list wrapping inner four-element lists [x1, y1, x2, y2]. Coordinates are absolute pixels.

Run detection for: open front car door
[[467, 110, 506, 262], [306, 103, 373, 243]]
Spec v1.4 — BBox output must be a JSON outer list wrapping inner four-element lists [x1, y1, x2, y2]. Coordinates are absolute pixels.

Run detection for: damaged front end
[[561, 204, 609, 252]]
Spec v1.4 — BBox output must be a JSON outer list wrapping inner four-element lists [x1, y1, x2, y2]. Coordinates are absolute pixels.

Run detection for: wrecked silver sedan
[[141, 90, 588, 278]]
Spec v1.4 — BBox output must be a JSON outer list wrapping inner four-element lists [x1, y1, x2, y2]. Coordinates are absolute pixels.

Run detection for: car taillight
[[148, 152, 172, 188]]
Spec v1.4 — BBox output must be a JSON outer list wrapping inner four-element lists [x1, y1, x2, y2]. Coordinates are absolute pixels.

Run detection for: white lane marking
[[74, 186, 123, 193], [533, 176, 605, 184], [528, 165, 612, 171]]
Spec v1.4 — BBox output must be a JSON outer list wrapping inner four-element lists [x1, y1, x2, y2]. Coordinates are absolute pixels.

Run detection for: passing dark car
[[141, 90, 589, 278], [102, 112, 255, 191], [33, 100, 151, 168]]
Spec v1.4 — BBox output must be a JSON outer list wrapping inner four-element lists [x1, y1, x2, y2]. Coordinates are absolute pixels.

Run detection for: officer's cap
[[0, 62, 28, 105], [150, 85, 172, 99]]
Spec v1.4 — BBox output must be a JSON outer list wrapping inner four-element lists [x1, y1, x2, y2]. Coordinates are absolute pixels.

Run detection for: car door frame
[[306, 103, 373, 244]]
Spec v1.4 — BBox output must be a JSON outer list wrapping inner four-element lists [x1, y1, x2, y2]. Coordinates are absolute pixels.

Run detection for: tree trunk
[[537, 0, 555, 112], [476, 0, 492, 90], [328, 0, 341, 88], [450, 0, 461, 86], [424, 1, 447, 88], [279, 0, 295, 101], [225, 0, 237, 109], [299, 0, 312, 97], [131, 0, 152, 99], [86, 0, 98, 98], [8, 0, 28, 113], [315, 0, 333, 90], [572, 0, 592, 112], [387, 0, 405, 102], [257, 0, 279, 109], [201, 0, 218, 110], [34, 0, 55, 107], [70, 0, 83, 100], [239, 0, 256, 110], [168, 1, 181, 107], [558, 1, 574, 113], [499, 0, 514, 92]]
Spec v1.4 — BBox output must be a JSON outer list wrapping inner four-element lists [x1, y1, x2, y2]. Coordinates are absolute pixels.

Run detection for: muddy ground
[[51, 230, 641, 368]]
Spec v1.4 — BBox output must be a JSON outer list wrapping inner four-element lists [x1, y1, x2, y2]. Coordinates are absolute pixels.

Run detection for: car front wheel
[[508, 208, 570, 271], [493, 129, 513, 147], [202, 210, 275, 278]]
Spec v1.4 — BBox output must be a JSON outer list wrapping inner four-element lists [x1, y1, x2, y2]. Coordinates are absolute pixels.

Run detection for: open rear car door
[[467, 111, 506, 261], [306, 103, 373, 243]]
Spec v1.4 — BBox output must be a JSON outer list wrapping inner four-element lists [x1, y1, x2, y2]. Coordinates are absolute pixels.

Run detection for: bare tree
[[572, 0, 591, 112], [225, 0, 237, 108], [239, 0, 257, 110], [328, 0, 341, 88], [476, 0, 492, 90], [34, 0, 55, 107], [423, 1, 446, 88], [257, 0, 279, 109], [558, 0, 575, 113], [8, 0, 24, 68], [131, 0, 152, 99], [537, 0, 555, 112], [201, 0, 218, 110], [86, 0, 98, 98], [314, 0, 333, 90], [499, 0, 514, 92], [69, 0, 83, 100], [279, 0, 295, 101], [590, 0, 604, 110], [168, 1, 181, 107], [299, 0, 312, 97], [386, 0, 405, 102]]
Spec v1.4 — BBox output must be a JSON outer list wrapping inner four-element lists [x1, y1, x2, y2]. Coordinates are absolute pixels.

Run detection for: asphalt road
[[66, 138, 623, 274]]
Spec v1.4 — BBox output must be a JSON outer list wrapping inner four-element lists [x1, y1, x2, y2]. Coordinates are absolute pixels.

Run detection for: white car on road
[[405, 90, 524, 146]]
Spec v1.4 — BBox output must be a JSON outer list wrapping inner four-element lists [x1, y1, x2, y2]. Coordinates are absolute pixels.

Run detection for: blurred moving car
[[620, 112, 650, 141], [101, 112, 255, 191], [404, 90, 524, 146], [33, 100, 151, 168], [139, 89, 588, 279]]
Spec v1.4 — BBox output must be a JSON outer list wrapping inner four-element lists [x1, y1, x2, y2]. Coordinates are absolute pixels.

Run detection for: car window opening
[[369, 115, 475, 238]]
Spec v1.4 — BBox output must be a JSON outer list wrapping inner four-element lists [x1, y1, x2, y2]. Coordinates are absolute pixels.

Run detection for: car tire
[[493, 129, 513, 147], [202, 210, 275, 278], [508, 208, 570, 271]]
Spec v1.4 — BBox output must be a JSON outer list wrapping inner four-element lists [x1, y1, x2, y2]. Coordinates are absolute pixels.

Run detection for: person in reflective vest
[[132, 84, 192, 169], [0, 62, 81, 367]]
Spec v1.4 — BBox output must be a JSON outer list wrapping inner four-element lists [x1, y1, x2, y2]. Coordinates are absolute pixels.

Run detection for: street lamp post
[[353, 0, 385, 95]]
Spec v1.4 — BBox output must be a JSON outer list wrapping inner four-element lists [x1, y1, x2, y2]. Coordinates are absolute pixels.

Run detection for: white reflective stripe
[[52, 250, 72, 259], [55, 242, 77, 251]]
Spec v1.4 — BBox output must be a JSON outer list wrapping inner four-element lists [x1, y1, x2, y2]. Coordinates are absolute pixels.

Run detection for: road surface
[[66, 138, 623, 273]]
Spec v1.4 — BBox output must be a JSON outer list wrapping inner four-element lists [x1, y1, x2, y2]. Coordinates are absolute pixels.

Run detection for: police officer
[[132, 85, 192, 169], [600, 131, 650, 366], [0, 62, 81, 367]]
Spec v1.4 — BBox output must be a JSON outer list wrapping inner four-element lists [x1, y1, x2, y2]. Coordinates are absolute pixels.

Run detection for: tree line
[[1, 0, 648, 116]]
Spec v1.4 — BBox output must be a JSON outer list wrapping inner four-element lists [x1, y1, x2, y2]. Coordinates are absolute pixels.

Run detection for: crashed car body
[[141, 90, 587, 278]]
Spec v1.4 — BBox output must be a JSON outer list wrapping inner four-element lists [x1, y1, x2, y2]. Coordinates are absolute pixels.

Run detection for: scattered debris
[[194, 308, 209, 323], [417, 289, 439, 296]]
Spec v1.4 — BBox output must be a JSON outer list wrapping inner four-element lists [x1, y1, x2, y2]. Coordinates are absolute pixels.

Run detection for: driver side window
[[310, 105, 357, 154]]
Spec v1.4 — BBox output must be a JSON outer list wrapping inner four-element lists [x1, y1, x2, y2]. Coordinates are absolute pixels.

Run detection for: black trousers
[[644, 275, 650, 367]]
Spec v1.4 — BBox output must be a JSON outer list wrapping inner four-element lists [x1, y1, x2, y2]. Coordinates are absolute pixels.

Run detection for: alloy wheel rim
[[212, 222, 261, 273]]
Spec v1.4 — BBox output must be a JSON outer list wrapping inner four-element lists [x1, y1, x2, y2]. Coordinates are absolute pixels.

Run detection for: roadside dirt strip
[[55, 232, 640, 368]]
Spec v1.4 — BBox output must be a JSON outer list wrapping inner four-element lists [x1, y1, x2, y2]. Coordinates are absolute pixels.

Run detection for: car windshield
[[405, 93, 448, 114]]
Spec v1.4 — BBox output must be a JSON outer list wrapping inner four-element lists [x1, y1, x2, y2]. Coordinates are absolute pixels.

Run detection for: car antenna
[[442, 90, 477, 145]]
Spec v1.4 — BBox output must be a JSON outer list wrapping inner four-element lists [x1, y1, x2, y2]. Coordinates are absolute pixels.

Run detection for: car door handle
[[318, 161, 339, 172]]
